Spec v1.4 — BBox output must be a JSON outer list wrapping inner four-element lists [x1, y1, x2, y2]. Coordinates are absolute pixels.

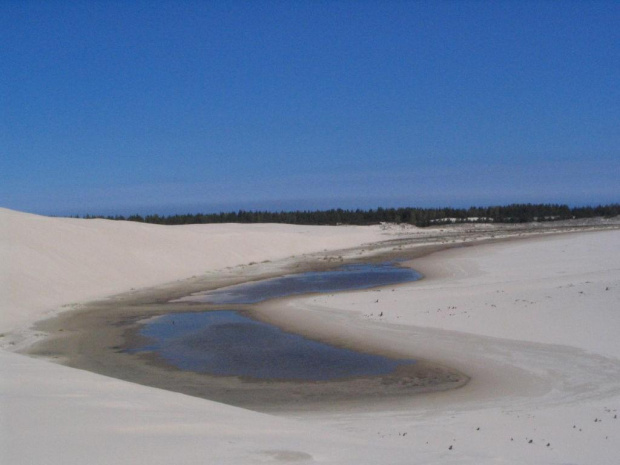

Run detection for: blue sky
[[1, 1, 618, 216]]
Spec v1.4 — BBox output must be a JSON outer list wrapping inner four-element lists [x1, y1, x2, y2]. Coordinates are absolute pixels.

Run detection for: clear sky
[[1, 1, 618, 216]]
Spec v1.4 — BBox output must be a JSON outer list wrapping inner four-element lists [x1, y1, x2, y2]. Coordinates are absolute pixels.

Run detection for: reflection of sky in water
[[131, 262, 421, 380], [133, 311, 415, 381], [189, 261, 421, 304]]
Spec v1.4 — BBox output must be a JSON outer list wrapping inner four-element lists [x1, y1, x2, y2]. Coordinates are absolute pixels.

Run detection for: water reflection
[[179, 261, 421, 304], [132, 261, 421, 381], [133, 311, 415, 381]]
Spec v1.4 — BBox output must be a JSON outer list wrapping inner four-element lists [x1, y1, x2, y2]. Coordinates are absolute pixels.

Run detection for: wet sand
[[25, 241, 468, 412], [22, 223, 618, 413]]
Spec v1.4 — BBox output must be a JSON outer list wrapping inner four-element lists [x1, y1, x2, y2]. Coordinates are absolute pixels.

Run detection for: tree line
[[78, 203, 619, 227]]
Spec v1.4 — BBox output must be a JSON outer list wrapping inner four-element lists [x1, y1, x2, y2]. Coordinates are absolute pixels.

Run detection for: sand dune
[[0, 207, 385, 333], [1, 208, 619, 464]]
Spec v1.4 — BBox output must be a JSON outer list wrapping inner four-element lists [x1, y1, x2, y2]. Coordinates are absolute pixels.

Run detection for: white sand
[[0, 208, 385, 334], [1, 208, 619, 464]]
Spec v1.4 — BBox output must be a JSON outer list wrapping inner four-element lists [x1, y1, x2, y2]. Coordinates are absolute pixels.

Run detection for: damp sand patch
[[24, 249, 468, 413]]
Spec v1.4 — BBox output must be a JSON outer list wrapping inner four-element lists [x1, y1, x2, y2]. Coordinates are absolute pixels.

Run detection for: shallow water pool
[[181, 261, 421, 304], [133, 261, 421, 381], [133, 311, 415, 381]]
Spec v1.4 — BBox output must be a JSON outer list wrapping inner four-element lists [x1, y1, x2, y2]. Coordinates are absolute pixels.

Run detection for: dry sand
[[2, 207, 620, 464]]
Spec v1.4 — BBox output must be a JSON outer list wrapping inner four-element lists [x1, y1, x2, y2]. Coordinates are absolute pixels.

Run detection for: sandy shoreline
[[24, 240, 470, 412], [3, 208, 620, 464], [20, 225, 616, 413]]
